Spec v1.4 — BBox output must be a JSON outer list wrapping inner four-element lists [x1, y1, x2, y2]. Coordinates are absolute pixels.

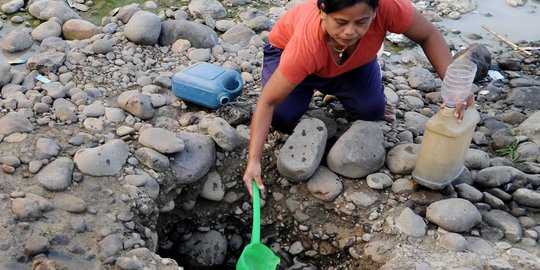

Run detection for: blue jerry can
[[172, 62, 244, 109]]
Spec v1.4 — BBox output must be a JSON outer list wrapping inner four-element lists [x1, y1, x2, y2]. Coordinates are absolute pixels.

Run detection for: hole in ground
[[155, 197, 282, 270]]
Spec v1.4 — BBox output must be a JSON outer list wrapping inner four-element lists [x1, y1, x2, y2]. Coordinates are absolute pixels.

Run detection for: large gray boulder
[[27, 51, 66, 74], [170, 132, 216, 185], [188, 0, 227, 19], [124, 11, 162, 45], [327, 120, 385, 178], [2, 30, 33, 53], [1, 0, 24, 14], [426, 198, 481, 233], [32, 20, 62, 42], [29, 0, 80, 23], [454, 43, 491, 82], [62, 19, 101, 40], [159, 20, 218, 48]]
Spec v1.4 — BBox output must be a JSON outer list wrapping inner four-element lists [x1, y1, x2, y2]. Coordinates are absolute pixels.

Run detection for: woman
[[243, 0, 469, 196]]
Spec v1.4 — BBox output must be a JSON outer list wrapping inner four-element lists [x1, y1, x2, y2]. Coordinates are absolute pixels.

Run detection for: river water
[[440, 0, 540, 48]]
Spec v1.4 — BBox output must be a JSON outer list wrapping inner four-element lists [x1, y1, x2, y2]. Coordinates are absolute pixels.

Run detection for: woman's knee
[[272, 108, 301, 134]]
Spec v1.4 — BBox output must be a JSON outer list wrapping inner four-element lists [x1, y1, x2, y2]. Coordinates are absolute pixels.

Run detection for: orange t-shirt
[[269, 0, 414, 85]]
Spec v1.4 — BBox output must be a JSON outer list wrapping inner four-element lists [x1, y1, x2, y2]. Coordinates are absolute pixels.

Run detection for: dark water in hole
[[157, 212, 247, 270]]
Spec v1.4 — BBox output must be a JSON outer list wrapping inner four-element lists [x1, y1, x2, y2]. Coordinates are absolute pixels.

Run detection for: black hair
[[317, 0, 379, 13]]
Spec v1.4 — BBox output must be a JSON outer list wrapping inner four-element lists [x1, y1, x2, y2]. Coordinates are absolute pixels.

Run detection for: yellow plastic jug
[[412, 106, 480, 189]]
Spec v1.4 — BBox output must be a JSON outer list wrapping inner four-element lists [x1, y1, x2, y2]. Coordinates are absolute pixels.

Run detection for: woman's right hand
[[243, 160, 265, 198]]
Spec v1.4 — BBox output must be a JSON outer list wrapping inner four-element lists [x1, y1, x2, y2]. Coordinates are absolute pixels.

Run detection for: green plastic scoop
[[236, 181, 280, 270]]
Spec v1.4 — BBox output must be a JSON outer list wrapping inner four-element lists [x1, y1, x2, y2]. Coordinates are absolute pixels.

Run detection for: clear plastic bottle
[[412, 59, 479, 189], [440, 59, 477, 107]]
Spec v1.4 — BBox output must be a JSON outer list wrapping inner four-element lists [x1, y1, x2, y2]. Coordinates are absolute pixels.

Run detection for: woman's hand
[[441, 93, 474, 122], [243, 160, 265, 198], [453, 94, 474, 122]]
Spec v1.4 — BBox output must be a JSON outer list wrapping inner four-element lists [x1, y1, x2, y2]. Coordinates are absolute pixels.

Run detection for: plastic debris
[[35, 75, 52, 84], [7, 58, 27, 65], [487, 70, 504, 80], [478, 90, 490, 95], [386, 33, 414, 46]]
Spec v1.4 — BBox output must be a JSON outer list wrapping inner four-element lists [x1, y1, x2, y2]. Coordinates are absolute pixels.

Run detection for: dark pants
[[262, 44, 386, 133]]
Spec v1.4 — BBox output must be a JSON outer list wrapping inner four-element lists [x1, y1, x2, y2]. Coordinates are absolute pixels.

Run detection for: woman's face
[[321, 2, 375, 47]]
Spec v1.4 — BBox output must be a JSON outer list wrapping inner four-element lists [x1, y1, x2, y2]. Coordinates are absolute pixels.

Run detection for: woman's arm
[[403, 9, 472, 121], [243, 69, 296, 196], [403, 9, 452, 79]]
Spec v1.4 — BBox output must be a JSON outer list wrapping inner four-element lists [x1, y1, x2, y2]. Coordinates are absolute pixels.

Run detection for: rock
[[90, 39, 114, 55], [464, 149, 490, 170], [24, 235, 49, 256], [391, 178, 417, 195], [277, 118, 327, 181], [498, 58, 522, 71], [438, 232, 467, 251], [426, 198, 481, 232], [0, 63, 12, 87], [25, 193, 54, 212], [386, 143, 419, 175], [455, 183, 483, 202], [327, 120, 385, 178], [188, 0, 227, 19], [465, 236, 495, 256], [27, 51, 66, 74], [403, 112, 429, 134], [483, 209, 522, 243], [116, 3, 141, 23], [32, 20, 62, 42], [53, 193, 87, 213], [170, 132, 215, 184], [512, 188, 540, 208], [74, 139, 129, 176], [124, 11, 162, 45], [29, 0, 80, 23], [1, 0, 24, 14], [222, 24, 256, 47], [366, 173, 393, 190], [407, 67, 440, 92], [35, 138, 60, 160], [364, 239, 395, 264], [453, 44, 491, 82], [117, 90, 155, 120], [507, 86, 540, 110], [36, 157, 73, 191], [517, 111, 540, 146], [178, 230, 227, 267], [159, 20, 219, 48], [98, 234, 124, 259], [306, 166, 343, 201], [134, 147, 170, 171], [200, 171, 225, 201], [62, 19, 101, 40], [345, 188, 380, 207], [11, 198, 41, 221], [206, 117, 242, 152], [0, 112, 33, 136], [116, 257, 144, 270], [139, 128, 184, 154], [395, 207, 426, 237], [2, 30, 33, 53], [474, 166, 527, 188]]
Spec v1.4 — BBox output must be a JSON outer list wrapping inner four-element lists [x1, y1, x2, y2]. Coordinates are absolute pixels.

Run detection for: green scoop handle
[[251, 181, 261, 244]]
